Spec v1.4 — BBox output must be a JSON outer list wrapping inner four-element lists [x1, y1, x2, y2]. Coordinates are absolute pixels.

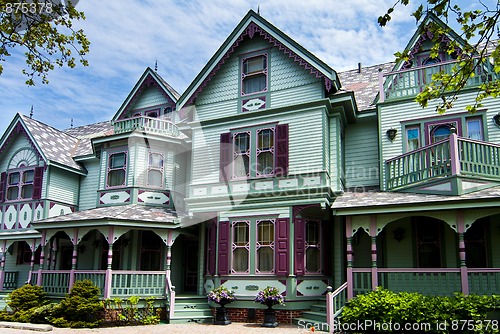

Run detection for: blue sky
[[0, 0, 496, 135]]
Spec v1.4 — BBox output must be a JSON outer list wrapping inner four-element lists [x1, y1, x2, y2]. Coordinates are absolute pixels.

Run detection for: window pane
[[258, 129, 274, 149], [7, 187, 18, 200], [149, 153, 163, 168], [233, 248, 249, 272], [467, 119, 482, 140], [244, 56, 265, 74], [8, 172, 20, 185], [23, 170, 34, 183], [235, 133, 250, 153], [21, 185, 33, 199], [148, 170, 162, 187], [234, 222, 249, 246], [109, 153, 126, 169], [257, 247, 273, 272], [431, 125, 451, 143], [406, 128, 420, 151], [306, 222, 320, 244], [234, 155, 249, 177], [306, 248, 320, 272], [108, 170, 125, 187], [243, 75, 266, 94], [257, 152, 274, 175], [258, 221, 274, 245]]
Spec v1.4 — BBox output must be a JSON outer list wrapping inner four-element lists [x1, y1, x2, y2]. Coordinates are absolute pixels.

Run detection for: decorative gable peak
[[112, 68, 180, 122]]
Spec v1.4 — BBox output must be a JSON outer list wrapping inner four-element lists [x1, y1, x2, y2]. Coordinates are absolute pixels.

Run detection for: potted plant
[[207, 285, 235, 325], [254, 286, 285, 327]]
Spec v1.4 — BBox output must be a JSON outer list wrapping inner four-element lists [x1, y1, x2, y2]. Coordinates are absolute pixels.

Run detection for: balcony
[[386, 133, 500, 195], [113, 116, 180, 137], [379, 57, 497, 102]]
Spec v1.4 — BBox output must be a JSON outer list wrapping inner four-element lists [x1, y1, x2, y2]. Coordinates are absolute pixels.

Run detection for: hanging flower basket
[[207, 286, 235, 325], [254, 286, 285, 327]]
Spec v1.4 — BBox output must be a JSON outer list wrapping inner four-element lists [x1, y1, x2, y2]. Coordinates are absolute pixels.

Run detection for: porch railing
[[33, 270, 167, 298], [379, 57, 497, 102], [386, 134, 500, 190], [113, 116, 180, 137], [352, 268, 500, 297], [326, 282, 348, 333], [3, 271, 18, 290]]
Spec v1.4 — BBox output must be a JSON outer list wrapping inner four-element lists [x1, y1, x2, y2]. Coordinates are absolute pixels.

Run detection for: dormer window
[[241, 54, 268, 95], [107, 152, 127, 188]]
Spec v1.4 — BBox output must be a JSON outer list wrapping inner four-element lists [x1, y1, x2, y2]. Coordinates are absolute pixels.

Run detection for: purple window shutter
[[218, 221, 230, 275], [32, 167, 44, 200], [206, 220, 217, 275], [294, 218, 305, 276], [219, 132, 232, 182], [322, 221, 332, 276], [0, 172, 6, 203], [275, 124, 289, 176], [275, 218, 289, 276]]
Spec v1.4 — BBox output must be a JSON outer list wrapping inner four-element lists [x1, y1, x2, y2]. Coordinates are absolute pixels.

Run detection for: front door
[[184, 240, 198, 292]]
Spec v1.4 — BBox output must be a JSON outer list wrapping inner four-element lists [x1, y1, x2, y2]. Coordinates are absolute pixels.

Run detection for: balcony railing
[[379, 57, 498, 102], [113, 116, 180, 137], [386, 133, 500, 191]]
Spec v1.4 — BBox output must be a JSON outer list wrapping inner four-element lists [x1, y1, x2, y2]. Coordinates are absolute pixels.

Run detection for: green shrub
[[49, 279, 103, 328], [7, 284, 49, 312], [341, 288, 499, 333]]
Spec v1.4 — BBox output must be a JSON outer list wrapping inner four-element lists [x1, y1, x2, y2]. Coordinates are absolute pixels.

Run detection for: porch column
[[68, 229, 79, 291], [37, 231, 46, 286], [457, 211, 469, 295], [28, 239, 36, 284], [0, 240, 6, 291], [165, 230, 175, 320], [370, 216, 378, 290], [346, 217, 354, 300], [104, 227, 114, 299]]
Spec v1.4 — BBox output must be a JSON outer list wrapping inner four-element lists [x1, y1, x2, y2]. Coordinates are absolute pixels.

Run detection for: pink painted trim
[[355, 268, 461, 273]]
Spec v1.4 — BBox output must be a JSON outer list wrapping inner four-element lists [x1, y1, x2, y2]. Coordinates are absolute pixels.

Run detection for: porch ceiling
[[332, 186, 500, 215], [33, 204, 179, 228]]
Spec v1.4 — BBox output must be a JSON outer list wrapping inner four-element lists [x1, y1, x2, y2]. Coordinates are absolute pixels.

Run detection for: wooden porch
[[386, 133, 500, 194]]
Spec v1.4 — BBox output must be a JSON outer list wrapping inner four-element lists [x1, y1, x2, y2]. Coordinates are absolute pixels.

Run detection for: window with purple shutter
[[294, 218, 305, 275], [219, 133, 232, 182], [32, 167, 44, 200], [275, 124, 289, 176], [206, 220, 217, 275], [218, 220, 230, 275], [0, 172, 6, 202], [275, 218, 289, 276]]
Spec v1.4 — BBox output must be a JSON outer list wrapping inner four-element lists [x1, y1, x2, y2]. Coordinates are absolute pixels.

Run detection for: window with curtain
[[233, 132, 250, 178], [257, 128, 275, 176], [305, 220, 321, 273], [7, 167, 34, 201], [107, 152, 127, 187], [406, 127, 420, 152], [148, 152, 164, 187], [256, 220, 275, 273], [241, 54, 267, 95], [466, 118, 483, 140], [232, 221, 250, 273]]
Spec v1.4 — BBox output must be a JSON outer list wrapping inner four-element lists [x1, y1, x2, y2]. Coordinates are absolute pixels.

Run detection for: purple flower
[[254, 286, 285, 306], [207, 286, 236, 304]]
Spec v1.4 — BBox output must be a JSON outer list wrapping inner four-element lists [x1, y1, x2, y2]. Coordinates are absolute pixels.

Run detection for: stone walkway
[[0, 322, 319, 334]]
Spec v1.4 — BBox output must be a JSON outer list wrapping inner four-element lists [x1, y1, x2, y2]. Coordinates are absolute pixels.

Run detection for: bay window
[[148, 152, 164, 187], [107, 151, 127, 188]]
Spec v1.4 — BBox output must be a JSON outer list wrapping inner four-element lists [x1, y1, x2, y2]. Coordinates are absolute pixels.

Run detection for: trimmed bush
[[6, 284, 49, 312], [49, 279, 103, 328]]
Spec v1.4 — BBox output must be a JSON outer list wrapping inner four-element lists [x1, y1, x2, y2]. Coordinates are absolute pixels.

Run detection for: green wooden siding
[[129, 86, 170, 111], [0, 137, 34, 171], [345, 116, 379, 188], [78, 160, 100, 210], [46, 167, 79, 205], [191, 107, 327, 186]]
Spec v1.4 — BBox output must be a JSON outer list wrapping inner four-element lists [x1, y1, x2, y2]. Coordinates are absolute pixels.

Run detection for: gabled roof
[[338, 62, 395, 112], [63, 121, 114, 157], [393, 12, 469, 71], [177, 9, 340, 110], [0, 114, 85, 173], [112, 67, 180, 122]]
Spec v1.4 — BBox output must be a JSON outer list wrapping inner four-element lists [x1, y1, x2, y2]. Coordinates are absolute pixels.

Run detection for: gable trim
[[0, 118, 45, 166]]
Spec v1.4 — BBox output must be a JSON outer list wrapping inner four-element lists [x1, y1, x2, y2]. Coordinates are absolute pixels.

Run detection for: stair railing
[[326, 282, 348, 333]]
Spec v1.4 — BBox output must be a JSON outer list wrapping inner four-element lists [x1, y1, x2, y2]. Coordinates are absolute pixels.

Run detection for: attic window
[[241, 54, 267, 95]]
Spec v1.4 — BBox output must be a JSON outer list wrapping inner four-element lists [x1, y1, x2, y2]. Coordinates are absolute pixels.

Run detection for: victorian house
[[0, 9, 498, 325]]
